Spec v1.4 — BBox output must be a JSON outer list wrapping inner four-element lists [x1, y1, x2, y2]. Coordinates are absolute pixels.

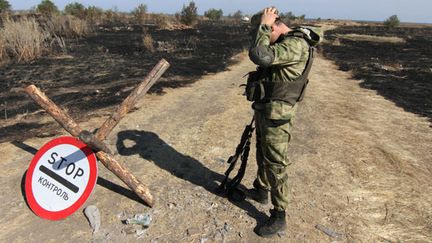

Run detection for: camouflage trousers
[[253, 101, 297, 211]]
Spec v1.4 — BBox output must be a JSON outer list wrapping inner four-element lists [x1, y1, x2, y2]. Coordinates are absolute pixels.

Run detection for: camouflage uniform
[[249, 23, 320, 211]]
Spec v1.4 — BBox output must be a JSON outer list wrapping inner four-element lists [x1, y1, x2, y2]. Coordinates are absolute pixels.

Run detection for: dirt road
[[1, 52, 431, 242]]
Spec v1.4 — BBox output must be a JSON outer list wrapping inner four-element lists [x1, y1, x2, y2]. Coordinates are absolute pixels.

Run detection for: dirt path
[[1, 52, 431, 242]]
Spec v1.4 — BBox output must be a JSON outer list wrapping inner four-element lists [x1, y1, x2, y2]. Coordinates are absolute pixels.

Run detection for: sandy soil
[[322, 25, 432, 124], [1, 50, 431, 242]]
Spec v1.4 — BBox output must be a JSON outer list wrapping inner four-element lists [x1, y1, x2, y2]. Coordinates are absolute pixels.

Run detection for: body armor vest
[[246, 31, 315, 105]]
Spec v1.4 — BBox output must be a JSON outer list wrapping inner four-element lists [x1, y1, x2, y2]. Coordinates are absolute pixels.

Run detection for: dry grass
[[142, 34, 155, 53], [156, 41, 177, 53], [336, 33, 405, 43], [44, 15, 91, 38], [103, 10, 129, 25], [50, 34, 67, 53], [147, 14, 176, 30], [0, 17, 49, 63], [0, 16, 72, 64], [185, 36, 199, 50], [0, 36, 7, 63], [152, 14, 175, 30]]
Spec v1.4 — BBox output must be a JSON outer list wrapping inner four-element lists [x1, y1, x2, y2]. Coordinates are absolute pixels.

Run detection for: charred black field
[[322, 25, 432, 124], [0, 22, 250, 142], [3, 23, 432, 143]]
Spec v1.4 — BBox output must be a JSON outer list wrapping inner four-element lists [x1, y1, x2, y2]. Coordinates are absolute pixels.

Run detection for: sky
[[8, 0, 432, 23]]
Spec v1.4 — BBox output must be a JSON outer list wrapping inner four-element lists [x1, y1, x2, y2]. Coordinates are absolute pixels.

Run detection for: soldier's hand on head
[[261, 7, 279, 26]]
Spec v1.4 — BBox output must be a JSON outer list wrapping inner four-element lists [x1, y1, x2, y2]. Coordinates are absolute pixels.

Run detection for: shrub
[[180, 1, 198, 26], [0, 18, 49, 62], [104, 9, 116, 21], [204, 8, 223, 21], [384, 15, 400, 28], [103, 8, 126, 25], [132, 3, 147, 24], [142, 34, 154, 53], [64, 2, 86, 19], [36, 0, 59, 16], [0, 0, 11, 13], [85, 6, 104, 25]]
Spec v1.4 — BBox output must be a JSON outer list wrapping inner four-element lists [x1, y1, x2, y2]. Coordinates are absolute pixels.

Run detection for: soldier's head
[[250, 7, 291, 44]]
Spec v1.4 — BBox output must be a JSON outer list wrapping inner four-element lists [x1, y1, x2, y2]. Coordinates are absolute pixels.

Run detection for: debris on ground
[[122, 213, 153, 238], [215, 158, 226, 164], [125, 213, 152, 227], [83, 205, 101, 233], [315, 224, 345, 240], [186, 227, 200, 237]]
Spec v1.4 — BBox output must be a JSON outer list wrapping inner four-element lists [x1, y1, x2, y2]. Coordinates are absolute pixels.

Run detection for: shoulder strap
[[285, 29, 315, 48], [302, 46, 315, 77], [287, 31, 306, 38]]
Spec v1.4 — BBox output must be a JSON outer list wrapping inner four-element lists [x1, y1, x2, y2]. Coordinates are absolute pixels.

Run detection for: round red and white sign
[[25, 136, 98, 220]]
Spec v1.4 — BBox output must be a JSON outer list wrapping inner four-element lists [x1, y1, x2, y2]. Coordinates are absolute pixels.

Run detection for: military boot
[[256, 209, 287, 237]]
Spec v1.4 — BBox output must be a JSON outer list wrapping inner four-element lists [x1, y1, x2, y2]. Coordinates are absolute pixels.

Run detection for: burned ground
[[0, 23, 250, 143], [1, 23, 432, 242], [322, 25, 432, 125]]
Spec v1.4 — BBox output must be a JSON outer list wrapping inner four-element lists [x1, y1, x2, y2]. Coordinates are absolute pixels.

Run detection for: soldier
[[246, 7, 320, 237]]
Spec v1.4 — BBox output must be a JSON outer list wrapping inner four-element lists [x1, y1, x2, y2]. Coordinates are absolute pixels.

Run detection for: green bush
[[384, 15, 400, 28], [64, 3, 104, 25], [104, 9, 119, 24], [180, 1, 198, 26], [85, 6, 104, 24], [36, 0, 59, 16], [204, 8, 223, 21], [132, 3, 147, 24], [0, 0, 11, 13], [64, 2, 86, 18]]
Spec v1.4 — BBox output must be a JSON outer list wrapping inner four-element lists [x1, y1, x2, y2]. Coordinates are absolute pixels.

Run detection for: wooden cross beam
[[25, 59, 170, 207]]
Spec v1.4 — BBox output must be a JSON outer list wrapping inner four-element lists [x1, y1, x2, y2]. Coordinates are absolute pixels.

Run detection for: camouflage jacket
[[249, 24, 320, 119], [249, 24, 320, 82]]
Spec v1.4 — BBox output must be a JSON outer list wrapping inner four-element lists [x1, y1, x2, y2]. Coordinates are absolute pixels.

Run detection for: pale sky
[[8, 0, 432, 23]]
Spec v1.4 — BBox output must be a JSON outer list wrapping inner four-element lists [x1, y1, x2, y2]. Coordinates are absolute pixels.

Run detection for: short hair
[[250, 12, 262, 28], [250, 9, 286, 28]]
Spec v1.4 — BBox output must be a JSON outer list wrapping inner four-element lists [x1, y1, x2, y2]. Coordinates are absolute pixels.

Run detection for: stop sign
[[25, 136, 98, 220]]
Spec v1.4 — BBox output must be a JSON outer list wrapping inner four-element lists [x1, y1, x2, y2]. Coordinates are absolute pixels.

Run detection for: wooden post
[[78, 130, 112, 154], [25, 85, 83, 137], [96, 59, 170, 141], [24, 85, 154, 207]]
